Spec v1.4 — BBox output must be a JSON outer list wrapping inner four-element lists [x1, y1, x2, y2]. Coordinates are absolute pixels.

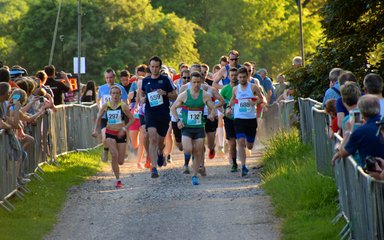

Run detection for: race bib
[[107, 110, 122, 125], [187, 110, 202, 125], [147, 91, 164, 107], [102, 95, 112, 104], [239, 99, 252, 113]]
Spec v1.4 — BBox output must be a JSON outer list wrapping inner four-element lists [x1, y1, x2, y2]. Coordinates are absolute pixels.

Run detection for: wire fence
[[298, 98, 384, 240], [0, 104, 101, 211]]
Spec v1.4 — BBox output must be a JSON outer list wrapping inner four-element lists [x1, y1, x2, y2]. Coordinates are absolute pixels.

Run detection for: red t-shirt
[[331, 117, 339, 133], [9, 81, 19, 88]]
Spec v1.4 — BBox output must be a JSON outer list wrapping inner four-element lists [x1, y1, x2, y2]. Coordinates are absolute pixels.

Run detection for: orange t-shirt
[[9, 81, 19, 88]]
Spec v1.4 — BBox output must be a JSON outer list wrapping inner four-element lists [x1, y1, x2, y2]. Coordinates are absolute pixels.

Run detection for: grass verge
[[0, 148, 105, 240], [261, 129, 345, 240]]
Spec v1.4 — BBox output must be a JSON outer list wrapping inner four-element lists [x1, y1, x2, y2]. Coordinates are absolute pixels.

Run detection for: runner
[[213, 50, 241, 89], [170, 71, 216, 185], [226, 67, 266, 176], [97, 69, 128, 162], [220, 67, 239, 172], [140, 56, 177, 178], [92, 85, 134, 188]]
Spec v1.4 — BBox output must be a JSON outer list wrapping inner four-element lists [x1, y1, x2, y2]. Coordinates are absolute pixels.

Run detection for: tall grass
[[0, 148, 105, 240], [261, 129, 345, 240]]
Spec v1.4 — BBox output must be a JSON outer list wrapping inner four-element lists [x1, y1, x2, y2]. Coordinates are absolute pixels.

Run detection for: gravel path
[[45, 144, 280, 240]]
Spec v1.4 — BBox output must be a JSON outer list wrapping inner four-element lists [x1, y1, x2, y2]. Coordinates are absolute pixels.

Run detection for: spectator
[[81, 80, 96, 103], [274, 74, 288, 99], [332, 94, 384, 167], [324, 99, 339, 138], [292, 56, 303, 68], [0, 82, 12, 130], [322, 68, 344, 108], [0, 67, 19, 88], [363, 73, 384, 115], [258, 68, 276, 104], [44, 65, 73, 105], [336, 71, 357, 129], [337, 82, 363, 165]]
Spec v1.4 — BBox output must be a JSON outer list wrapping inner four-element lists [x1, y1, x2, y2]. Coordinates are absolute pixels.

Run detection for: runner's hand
[[177, 120, 184, 129]]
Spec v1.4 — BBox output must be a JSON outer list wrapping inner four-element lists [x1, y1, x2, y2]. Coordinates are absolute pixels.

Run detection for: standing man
[[220, 67, 239, 172], [97, 68, 128, 162], [140, 56, 177, 178], [171, 72, 216, 185], [258, 68, 276, 105], [226, 67, 266, 176], [44, 65, 73, 105]]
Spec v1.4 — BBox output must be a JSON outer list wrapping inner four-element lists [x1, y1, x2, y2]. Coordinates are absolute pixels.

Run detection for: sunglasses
[[182, 76, 191, 80], [230, 58, 238, 61]]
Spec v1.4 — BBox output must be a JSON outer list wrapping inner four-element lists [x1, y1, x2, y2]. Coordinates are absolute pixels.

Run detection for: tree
[[4, 0, 200, 83], [151, 0, 323, 77], [288, 0, 384, 100]]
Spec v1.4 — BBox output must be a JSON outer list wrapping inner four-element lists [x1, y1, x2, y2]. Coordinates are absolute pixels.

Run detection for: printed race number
[[147, 91, 164, 107], [107, 110, 122, 125], [187, 110, 202, 125]]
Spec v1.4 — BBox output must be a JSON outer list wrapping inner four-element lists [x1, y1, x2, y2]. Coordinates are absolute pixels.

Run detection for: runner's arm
[[170, 93, 186, 122]]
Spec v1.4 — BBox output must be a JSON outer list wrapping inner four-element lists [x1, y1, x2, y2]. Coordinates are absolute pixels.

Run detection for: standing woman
[[81, 80, 97, 103], [92, 85, 134, 188]]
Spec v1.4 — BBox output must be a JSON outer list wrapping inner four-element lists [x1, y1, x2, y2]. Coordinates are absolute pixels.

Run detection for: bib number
[[187, 110, 202, 126], [102, 95, 112, 104], [147, 91, 164, 107], [107, 110, 122, 125], [239, 99, 252, 113]]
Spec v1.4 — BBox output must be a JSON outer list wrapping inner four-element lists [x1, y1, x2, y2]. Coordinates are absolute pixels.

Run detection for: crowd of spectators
[[322, 68, 384, 180]]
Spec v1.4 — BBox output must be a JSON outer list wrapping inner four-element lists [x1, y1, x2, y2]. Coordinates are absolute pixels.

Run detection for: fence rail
[[298, 97, 384, 239], [0, 104, 101, 211]]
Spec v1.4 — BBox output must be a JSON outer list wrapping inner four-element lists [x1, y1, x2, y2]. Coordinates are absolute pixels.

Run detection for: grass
[[0, 148, 105, 240], [261, 129, 346, 240]]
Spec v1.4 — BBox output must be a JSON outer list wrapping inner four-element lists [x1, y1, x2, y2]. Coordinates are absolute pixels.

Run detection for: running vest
[[223, 64, 242, 85], [234, 83, 257, 119], [106, 102, 128, 125], [182, 89, 205, 128]]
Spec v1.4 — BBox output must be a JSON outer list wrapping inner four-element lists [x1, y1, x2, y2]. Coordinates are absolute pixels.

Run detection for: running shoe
[[231, 164, 238, 172], [241, 165, 249, 177], [198, 166, 207, 177], [183, 165, 190, 174], [208, 149, 215, 159], [167, 155, 172, 163], [137, 162, 144, 169], [115, 180, 123, 188], [191, 176, 200, 185], [151, 167, 159, 178], [144, 155, 151, 168], [102, 150, 108, 162], [157, 154, 165, 167]]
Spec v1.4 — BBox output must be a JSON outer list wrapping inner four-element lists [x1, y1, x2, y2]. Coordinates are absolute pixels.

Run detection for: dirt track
[[45, 144, 280, 240]]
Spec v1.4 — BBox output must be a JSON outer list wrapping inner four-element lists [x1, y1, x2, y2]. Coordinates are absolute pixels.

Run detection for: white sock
[[217, 127, 224, 147]]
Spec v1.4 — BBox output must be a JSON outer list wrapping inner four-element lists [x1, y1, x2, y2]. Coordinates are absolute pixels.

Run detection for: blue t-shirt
[[141, 75, 175, 117], [260, 77, 276, 104], [97, 83, 128, 106], [336, 97, 349, 116], [345, 115, 384, 166], [322, 82, 340, 108]]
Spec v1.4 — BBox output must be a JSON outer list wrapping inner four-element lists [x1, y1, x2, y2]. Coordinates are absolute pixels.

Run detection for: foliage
[[146, 0, 324, 77], [3, 0, 200, 83], [0, 148, 105, 240], [287, 0, 384, 101], [261, 129, 345, 239]]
